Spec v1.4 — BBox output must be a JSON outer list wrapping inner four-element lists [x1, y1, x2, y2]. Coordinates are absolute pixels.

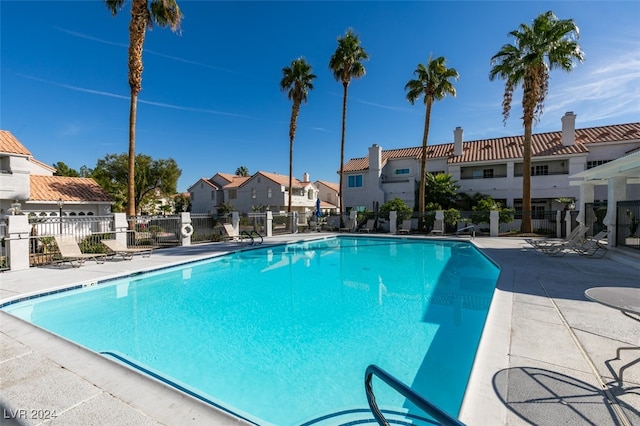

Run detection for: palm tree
[[104, 0, 182, 217], [489, 10, 583, 233], [280, 58, 316, 213], [235, 166, 249, 177], [329, 28, 369, 223], [405, 55, 458, 230]]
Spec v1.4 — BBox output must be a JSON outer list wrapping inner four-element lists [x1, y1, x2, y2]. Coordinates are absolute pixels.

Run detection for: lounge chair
[[429, 218, 444, 235], [54, 235, 108, 268], [527, 224, 587, 250], [222, 223, 251, 243], [397, 220, 412, 235], [339, 217, 356, 232], [537, 226, 590, 256], [571, 231, 608, 257], [101, 239, 152, 260], [359, 219, 376, 233]]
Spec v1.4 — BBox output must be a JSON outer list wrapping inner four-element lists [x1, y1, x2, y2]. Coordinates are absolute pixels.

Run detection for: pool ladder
[[365, 364, 466, 426], [240, 230, 264, 245]]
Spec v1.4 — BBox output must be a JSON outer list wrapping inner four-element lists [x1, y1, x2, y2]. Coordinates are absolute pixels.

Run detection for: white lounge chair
[[54, 235, 107, 268], [429, 218, 444, 235], [359, 219, 376, 233], [222, 223, 251, 243], [397, 220, 412, 235], [101, 239, 152, 260], [527, 224, 588, 250]]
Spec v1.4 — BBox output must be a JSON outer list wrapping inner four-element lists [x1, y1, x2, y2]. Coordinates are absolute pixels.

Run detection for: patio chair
[[54, 235, 108, 268], [571, 231, 608, 258], [101, 239, 153, 260], [527, 224, 587, 250], [358, 219, 376, 233], [339, 217, 356, 232], [397, 220, 412, 235], [537, 226, 590, 256], [222, 223, 251, 243], [429, 218, 444, 235]]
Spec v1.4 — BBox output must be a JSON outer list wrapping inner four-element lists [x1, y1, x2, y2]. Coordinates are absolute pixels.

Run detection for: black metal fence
[[617, 200, 640, 250], [127, 215, 182, 248]]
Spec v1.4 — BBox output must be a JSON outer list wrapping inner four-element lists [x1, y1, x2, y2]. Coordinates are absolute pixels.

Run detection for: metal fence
[[617, 200, 640, 250], [0, 218, 8, 271], [190, 213, 220, 243], [127, 215, 182, 248]]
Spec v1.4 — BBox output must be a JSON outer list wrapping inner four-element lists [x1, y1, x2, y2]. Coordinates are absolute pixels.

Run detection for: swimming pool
[[2, 236, 500, 425]]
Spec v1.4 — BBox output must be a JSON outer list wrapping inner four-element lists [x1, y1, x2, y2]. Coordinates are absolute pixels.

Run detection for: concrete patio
[[1, 235, 638, 425]]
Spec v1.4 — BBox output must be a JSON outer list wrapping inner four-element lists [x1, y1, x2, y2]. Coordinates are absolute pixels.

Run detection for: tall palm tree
[[489, 10, 583, 233], [104, 0, 182, 217], [405, 55, 458, 229], [280, 58, 316, 213], [329, 28, 369, 222]]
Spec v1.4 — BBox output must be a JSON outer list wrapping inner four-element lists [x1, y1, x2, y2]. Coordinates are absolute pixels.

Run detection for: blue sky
[[2, 1, 639, 192]]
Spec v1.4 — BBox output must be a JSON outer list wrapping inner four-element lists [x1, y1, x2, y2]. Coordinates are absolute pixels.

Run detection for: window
[[229, 189, 237, 199], [308, 189, 314, 200], [394, 168, 410, 175], [532, 205, 546, 219], [211, 191, 215, 200], [483, 169, 494, 178], [267, 188, 272, 199], [251, 188, 256, 199], [472, 170, 483, 179], [587, 160, 611, 169], [348, 175, 363, 188], [531, 165, 549, 176], [190, 192, 195, 201]]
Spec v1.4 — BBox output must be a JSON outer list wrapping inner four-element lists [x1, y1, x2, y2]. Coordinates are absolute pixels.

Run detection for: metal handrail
[[364, 364, 466, 426]]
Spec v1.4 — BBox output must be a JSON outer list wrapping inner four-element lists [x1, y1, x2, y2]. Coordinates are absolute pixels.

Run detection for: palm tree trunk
[[339, 82, 349, 227], [418, 100, 432, 231], [288, 101, 300, 213], [126, 0, 148, 218], [521, 119, 533, 233]]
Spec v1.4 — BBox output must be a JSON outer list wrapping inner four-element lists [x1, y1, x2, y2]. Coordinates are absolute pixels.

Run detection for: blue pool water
[[3, 236, 500, 425]]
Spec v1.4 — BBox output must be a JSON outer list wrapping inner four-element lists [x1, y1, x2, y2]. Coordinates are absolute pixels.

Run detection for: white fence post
[[490, 210, 499, 237], [565, 210, 572, 238], [265, 211, 273, 237], [7, 215, 30, 271], [389, 211, 397, 234], [180, 212, 192, 246], [231, 212, 240, 235], [114, 213, 128, 245]]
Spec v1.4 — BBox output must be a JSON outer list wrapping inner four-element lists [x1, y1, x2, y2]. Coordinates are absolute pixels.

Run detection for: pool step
[[298, 407, 438, 425]]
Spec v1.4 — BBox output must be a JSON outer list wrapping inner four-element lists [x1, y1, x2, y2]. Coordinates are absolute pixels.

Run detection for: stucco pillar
[[265, 211, 273, 237], [231, 212, 240, 236], [7, 215, 31, 271], [180, 212, 192, 246], [349, 210, 357, 231], [565, 210, 573, 238], [575, 182, 595, 226], [489, 210, 499, 237], [389, 211, 397, 234], [113, 213, 128, 245], [435, 211, 444, 233], [603, 176, 627, 246]]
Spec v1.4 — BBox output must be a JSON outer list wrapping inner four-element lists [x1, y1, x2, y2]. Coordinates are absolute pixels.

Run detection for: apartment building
[[343, 112, 640, 213]]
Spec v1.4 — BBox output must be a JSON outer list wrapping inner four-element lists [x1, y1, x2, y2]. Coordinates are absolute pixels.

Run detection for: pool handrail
[[364, 364, 466, 426]]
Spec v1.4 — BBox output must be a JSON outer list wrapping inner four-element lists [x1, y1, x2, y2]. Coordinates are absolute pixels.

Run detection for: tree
[[235, 166, 249, 177], [329, 28, 369, 223], [92, 153, 181, 214], [280, 57, 316, 213], [424, 173, 460, 210], [53, 162, 80, 177], [379, 197, 412, 221], [173, 193, 190, 213], [405, 55, 458, 229], [489, 10, 583, 233], [104, 0, 183, 217]]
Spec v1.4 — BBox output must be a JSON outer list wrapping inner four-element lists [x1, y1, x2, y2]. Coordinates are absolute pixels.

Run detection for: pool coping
[[1, 234, 638, 425]]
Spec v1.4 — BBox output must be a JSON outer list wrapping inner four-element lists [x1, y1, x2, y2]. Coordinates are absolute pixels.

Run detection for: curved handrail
[[364, 364, 466, 426], [249, 230, 263, 245], [240, 230, 254, 245]]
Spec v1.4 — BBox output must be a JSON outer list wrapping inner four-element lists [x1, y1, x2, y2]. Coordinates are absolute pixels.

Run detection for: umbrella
[[315, 198, 322, 218]]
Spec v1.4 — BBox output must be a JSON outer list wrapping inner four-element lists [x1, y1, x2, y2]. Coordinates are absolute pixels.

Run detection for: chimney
[[369, 144, 382, 171], [454, 127, 463, 156], [303, 172, 310, 183], [561, 111, 576, 146]]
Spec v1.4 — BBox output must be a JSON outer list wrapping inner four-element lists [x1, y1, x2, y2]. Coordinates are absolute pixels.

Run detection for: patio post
[[7, 215, 30, 271]]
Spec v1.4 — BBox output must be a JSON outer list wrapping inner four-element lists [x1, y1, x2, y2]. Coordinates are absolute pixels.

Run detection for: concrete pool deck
[[0, 235, 638, 425]]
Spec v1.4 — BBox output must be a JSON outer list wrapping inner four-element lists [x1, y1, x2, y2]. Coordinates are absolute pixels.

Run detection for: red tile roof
[[315, 180, 340, 192], [29, 175, 113, 202], [242, 171, 309, 188], [344, 122, 640, 171], [0, 130, 32, 156]]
